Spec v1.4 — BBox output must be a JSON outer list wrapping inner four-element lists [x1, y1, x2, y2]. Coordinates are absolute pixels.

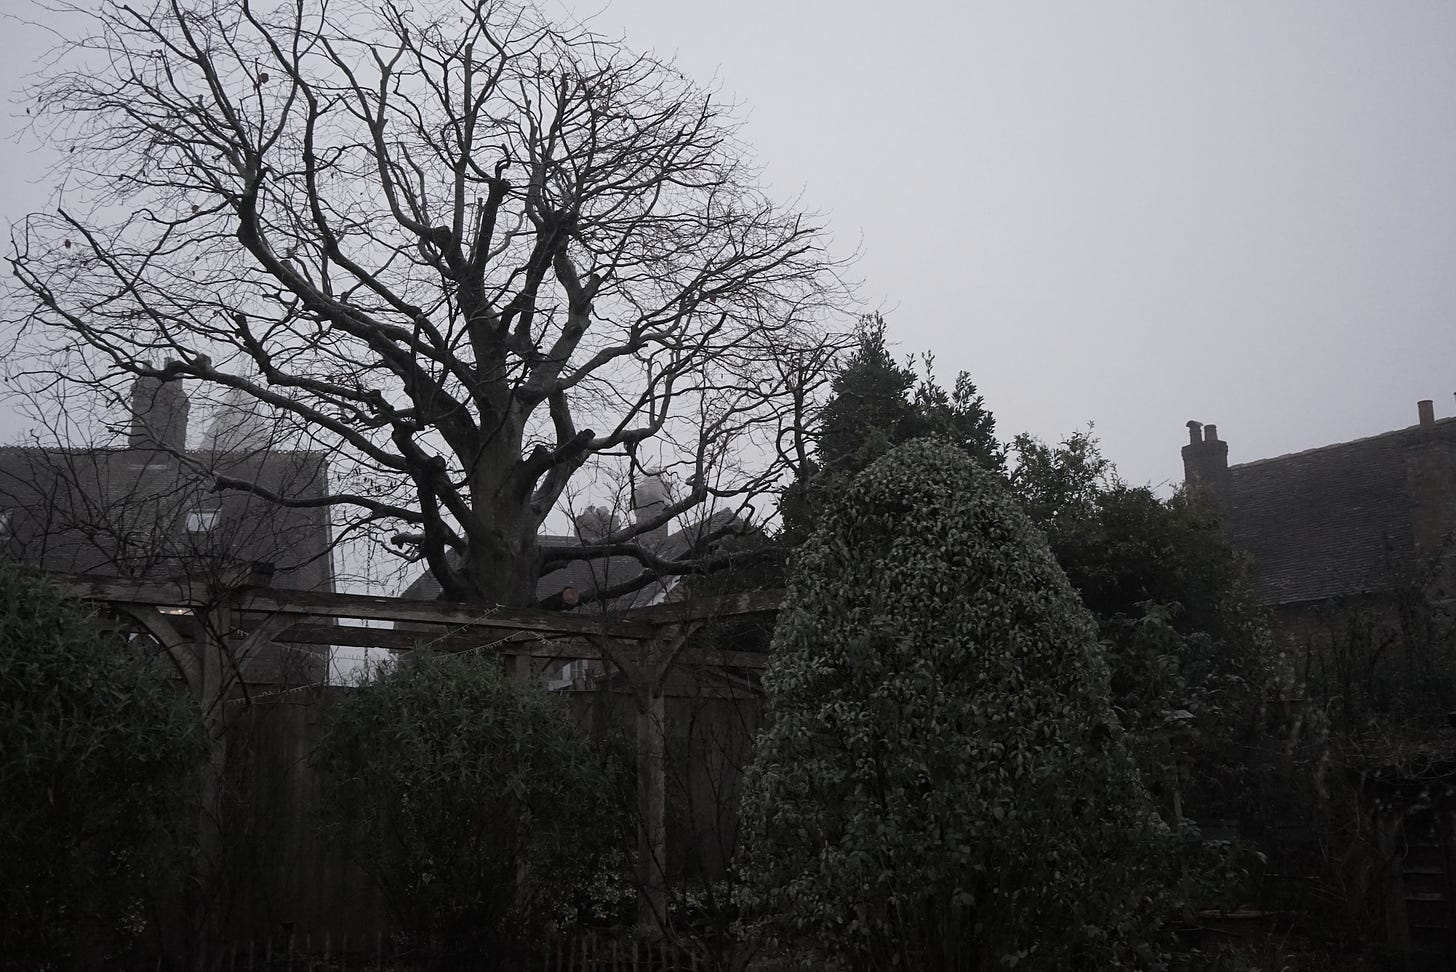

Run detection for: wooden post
[[511, 649, 532, 681], [629, 624, 699, 939], [1379, 808, 1412, 953], [636, 671, 669, 935], [193, 602, 230, 971]]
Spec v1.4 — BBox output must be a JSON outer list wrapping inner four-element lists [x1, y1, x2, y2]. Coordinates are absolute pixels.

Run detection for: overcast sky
[[4, 0, 1455, 490]]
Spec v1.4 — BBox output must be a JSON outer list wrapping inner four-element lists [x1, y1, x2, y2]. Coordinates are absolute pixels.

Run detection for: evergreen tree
[[741, 441, 1177, 970], [781, 314, 1001, 542]]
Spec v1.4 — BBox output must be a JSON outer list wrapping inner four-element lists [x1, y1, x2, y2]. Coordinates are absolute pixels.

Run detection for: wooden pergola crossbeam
[[52, 573, 656, 638], [623, 588, 784, 624], [47, 571, 783, 666], [291, 625, 770, 669]]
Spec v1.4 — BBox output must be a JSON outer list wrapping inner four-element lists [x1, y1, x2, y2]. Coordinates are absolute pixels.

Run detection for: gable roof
[[401, 508, 740, 609], [1226, 417, 1456, 605]]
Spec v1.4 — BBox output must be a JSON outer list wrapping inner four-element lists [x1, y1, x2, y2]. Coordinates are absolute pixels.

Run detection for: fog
[[4, 0, 1455, 485]]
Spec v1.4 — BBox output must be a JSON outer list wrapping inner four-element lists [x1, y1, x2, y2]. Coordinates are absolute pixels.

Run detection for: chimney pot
[[1205, 424, 1219, 443], [572, 506, 618, 542], [1186, 420, 1203, 445], [1419, 400, 1436, 427], [632, 472, 671, 544]]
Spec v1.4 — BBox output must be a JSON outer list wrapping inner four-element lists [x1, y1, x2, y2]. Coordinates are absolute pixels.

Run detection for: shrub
[[0, 564, 199, 968], [316, 653, 623, 967], [738, 440, 1177, 970]]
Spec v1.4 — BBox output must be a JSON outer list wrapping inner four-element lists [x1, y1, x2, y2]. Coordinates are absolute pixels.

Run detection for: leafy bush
[[739, 441, 1178, 970], [0, 564, 199, 967], [316, 653, 625, 967]]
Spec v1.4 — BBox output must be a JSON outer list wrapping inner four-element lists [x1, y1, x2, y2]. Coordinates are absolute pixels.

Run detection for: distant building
[[0, 373, 335, 687], [1181, 401, 1456, 639], [401, 472, 739, 687]]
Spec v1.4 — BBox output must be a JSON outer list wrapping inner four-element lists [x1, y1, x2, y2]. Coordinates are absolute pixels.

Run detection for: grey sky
[[4, 0, 1455, 490]]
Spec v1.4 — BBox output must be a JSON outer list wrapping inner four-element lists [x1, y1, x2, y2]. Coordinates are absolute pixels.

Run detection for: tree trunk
[[456, 434, 544, 607], [462, 522, 541, 606]]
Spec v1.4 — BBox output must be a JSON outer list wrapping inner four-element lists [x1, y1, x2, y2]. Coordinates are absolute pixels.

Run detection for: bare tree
[[8, 0, 847, 605]]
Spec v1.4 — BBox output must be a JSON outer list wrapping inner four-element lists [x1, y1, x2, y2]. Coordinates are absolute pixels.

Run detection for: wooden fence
[[165, 931, 706, 971]]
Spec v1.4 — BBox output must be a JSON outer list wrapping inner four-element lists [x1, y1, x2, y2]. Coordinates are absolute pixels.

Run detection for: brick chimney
[[128, 366, 190, 453], [1182, 419, 1230, 507], [1406, 399, 1456, 567]]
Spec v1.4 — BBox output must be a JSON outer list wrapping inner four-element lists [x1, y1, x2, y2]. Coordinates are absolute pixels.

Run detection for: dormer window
[[186, 508, 222, 533]]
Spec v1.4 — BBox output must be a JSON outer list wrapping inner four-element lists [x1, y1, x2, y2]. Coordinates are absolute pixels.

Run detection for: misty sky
[[3, 0, 1455, 491]]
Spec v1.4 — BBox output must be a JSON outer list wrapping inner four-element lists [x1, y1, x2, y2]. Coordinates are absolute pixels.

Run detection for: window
[[186, 508, 222, 533], [548, 658, 591, 690]]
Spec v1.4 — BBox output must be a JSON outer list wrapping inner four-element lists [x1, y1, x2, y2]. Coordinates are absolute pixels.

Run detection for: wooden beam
[[268, 624, 769, 669], [47, 572, 656, 639], [674, 645, 769, 672], [619, 589, 785, 625], [45, 572, 777, 665], [157, 614, 770, 669], [276, 623, 599, 658]]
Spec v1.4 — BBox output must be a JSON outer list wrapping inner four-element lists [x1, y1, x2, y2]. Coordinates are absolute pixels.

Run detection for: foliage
[[1245, 551, 1456, 949], [316, 653, 626, 967], [1006, 428, 1108, 538], [1009, 434, 1272, 819], [739, 441, 1178, 971], [0, 564, 199, 968], [781, 315, 1001, 543], [1294, 561, 1456, 740]]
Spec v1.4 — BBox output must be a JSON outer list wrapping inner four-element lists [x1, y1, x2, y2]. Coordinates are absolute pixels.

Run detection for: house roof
[[401, 508, 740, 609], [1225, 417, 1456, 605], [0, 444, 333, 589]]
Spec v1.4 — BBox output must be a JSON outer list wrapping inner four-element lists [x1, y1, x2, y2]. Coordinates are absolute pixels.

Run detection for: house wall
[[0, 447, 335, 689], [1271, 595, 1405, 651], [1407, 419, 1456, 606]]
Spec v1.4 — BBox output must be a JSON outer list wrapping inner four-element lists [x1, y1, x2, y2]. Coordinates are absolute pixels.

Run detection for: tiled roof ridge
[[1230, 415, 1456, 471], [400, 508, 746, 604], [0, 443, 328, 458]]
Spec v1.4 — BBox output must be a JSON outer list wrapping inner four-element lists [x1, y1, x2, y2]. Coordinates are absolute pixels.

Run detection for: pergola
[[49, 569, 783, 930]]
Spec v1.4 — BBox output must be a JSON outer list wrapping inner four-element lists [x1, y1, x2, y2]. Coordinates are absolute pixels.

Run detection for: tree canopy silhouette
[[9, 0, 845, 604]]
